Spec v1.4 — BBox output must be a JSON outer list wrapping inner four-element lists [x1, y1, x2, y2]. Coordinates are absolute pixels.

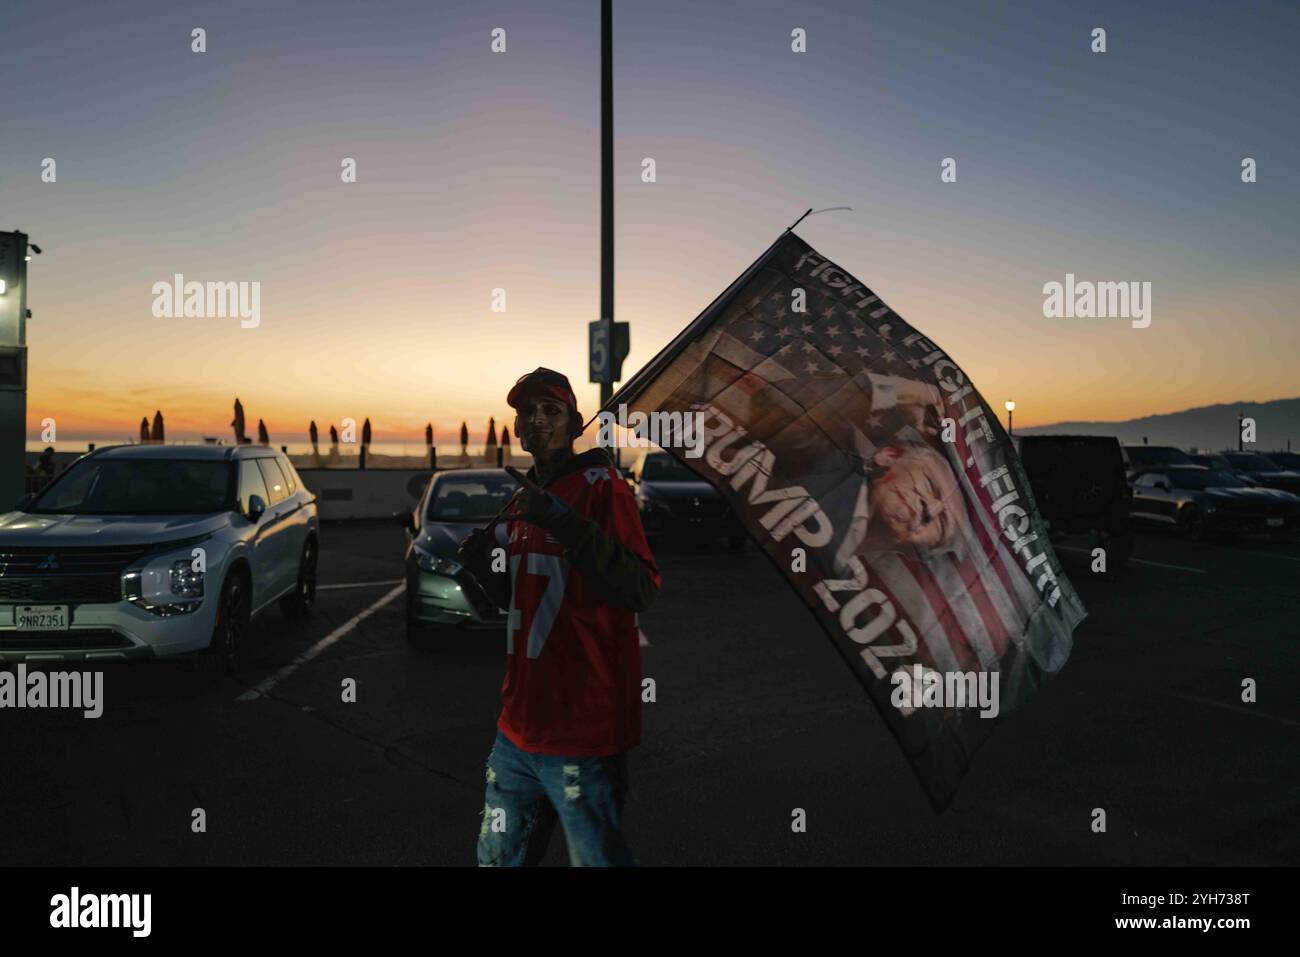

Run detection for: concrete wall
[[298, 468, 431, 520]]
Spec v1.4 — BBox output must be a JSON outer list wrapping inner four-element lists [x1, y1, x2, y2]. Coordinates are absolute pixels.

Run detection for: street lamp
[[1005, 400, 1016, 435]]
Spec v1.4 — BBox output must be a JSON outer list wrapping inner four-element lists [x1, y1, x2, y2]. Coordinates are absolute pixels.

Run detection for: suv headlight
[[413, 546, 462, 576], [122, 557, 206, 616], [170, 559, 205, 598]]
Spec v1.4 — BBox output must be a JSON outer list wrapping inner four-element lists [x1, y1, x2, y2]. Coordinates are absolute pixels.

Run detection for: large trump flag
[[603, 230, 1086, 810]]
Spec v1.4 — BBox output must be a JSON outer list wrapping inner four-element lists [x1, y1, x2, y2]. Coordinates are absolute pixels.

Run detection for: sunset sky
[[4, 0, 1297, 448]]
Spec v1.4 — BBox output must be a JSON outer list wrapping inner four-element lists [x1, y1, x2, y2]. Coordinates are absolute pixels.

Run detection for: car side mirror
[[13, 492, 34, 511], [247, 494, 267, 522], [393, 508, 415, 530]]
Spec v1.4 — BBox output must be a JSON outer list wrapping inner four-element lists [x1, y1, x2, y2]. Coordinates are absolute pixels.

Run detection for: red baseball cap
[[507, 367, 585, 438]]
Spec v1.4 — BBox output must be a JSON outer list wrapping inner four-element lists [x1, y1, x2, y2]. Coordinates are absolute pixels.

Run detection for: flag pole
[[600, 0, 614, 410], [786, 208, 814, 232], [586, 206, 853, 425], [589, 229, 788, 421]]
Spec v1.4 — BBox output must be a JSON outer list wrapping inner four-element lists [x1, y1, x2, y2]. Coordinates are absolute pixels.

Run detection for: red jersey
[[497, 452, 661, 756]]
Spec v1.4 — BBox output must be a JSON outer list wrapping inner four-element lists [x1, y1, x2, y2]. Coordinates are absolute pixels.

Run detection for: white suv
[[0, 444, 318, 670]]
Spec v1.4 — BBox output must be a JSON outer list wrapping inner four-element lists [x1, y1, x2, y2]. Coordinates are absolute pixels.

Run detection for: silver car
[[397, 468, 512, 640], [0, 444, 318, 670]]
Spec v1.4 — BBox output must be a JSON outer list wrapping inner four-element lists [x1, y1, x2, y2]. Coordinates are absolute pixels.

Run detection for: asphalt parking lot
[[1, 521, 1296, 866]]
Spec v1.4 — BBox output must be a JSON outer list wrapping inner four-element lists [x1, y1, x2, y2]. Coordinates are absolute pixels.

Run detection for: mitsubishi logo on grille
[[36, 553, 61, 571]]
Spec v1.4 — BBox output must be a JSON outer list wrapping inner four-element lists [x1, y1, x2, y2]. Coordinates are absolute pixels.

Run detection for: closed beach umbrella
[[362, 418, 372, 447], [425, 423, 433, 447], [258, 419, 269, 445], [151, 410, 165, 442], [484, 418, 498, 465], [231, 398, 247, 444], [329, 424, 339, 445], [459, 422, 468, 449], [310, 420, 319, 445], [139, 417, 150, 442]]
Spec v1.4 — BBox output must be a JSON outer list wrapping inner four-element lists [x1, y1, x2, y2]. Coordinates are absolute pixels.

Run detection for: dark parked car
[[395, 468, 512, 640], [1121, 444, 1193, 479], [1129, 465, 1300, 541], [1216, 452, 1300, 495], [1186, 452, 1235, 472], [1016, 435, 1132, 569], [1264, 451, 1300, 472], [633, 451, 746, 548]]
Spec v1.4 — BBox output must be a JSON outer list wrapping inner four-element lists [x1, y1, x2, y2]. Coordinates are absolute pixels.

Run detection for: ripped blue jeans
[[477, 731, 638, 867]]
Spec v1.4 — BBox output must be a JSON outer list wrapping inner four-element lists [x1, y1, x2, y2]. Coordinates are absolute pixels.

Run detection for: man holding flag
[[457, 367, 660, 866]]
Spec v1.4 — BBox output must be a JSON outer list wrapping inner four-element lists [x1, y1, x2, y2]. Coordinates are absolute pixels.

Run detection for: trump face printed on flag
[[868, 440, 970, 555]]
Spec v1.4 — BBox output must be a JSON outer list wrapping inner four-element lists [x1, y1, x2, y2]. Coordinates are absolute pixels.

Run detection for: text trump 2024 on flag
[[604, 230, 1086, 810]]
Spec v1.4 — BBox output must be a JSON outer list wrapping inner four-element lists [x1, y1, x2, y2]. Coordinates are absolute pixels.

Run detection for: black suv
[[1016, 435, 1133, 570]]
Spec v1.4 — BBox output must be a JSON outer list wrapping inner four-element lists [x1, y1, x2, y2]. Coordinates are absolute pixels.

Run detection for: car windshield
[[1169, 469, 1253, 490], [1223, 453, 1281, 472], [641, 455, 700, 482], [31, 459, 233, 515], [426, 476, 515, 522]]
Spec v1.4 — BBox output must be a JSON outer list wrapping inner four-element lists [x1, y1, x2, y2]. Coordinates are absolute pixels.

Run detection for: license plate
[[14, 605, 69, 631], [1266, 517, 1284, 528]]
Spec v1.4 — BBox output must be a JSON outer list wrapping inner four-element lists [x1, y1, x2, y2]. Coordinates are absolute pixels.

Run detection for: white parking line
[[1055, 545, 1206, 574], [1231, 549, 1300, 564], [318, 579, 404, 591], [235, 584, 405, 702], [1123, 557, 1207, 574], [1170, 693, 1299, 728]]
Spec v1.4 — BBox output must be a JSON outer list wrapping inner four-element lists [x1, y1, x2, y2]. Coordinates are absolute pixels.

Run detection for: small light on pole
[[1005, 400, 1016, 435]]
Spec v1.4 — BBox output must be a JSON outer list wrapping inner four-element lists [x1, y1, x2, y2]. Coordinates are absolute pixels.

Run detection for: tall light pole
[[600, 0, 613, 410], [588, 0, 629, 463], [1005, 400, 1016, 436]]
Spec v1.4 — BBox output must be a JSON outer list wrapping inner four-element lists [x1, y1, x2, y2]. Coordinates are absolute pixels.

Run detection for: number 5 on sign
[[590, 319, 630, 385], [589, 319, 610, 383]]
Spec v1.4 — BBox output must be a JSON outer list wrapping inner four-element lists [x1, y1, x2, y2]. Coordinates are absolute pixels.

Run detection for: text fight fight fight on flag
[[604, 229, 1086, 810]]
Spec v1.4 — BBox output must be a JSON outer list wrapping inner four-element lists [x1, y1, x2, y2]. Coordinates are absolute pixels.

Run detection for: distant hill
[[1017, 397, 1300, 453]]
